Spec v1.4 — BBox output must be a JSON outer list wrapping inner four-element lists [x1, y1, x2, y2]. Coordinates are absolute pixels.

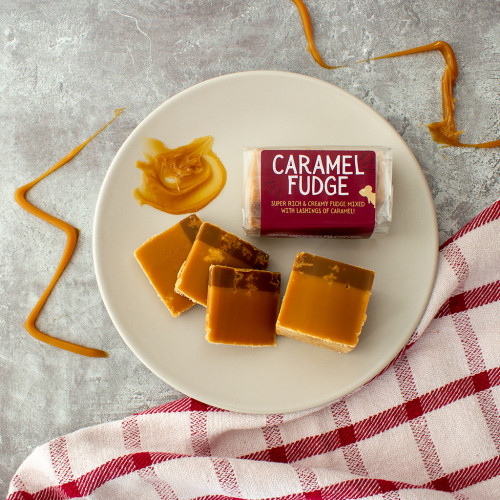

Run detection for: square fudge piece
[[175, 222, 269, 306], [135, 214, 202, 317], [206, 266, 280, 346], [276, 252, 375, 352]]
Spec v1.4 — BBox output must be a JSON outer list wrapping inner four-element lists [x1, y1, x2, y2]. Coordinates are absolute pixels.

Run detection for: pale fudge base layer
[[276, 320, 365, 353]]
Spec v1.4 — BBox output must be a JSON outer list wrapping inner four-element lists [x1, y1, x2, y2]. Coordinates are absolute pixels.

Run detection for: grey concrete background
[[1, 0, 499, 495]]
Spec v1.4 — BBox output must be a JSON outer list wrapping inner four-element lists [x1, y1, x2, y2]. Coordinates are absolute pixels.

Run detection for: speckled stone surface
[[1, 0, 499, 495]]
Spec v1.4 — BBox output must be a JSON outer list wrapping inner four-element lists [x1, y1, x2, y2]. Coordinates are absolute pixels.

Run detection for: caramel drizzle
[[14, 108, 126, 357], [290, 0, 342, 69], [291, 0, 499, 148]]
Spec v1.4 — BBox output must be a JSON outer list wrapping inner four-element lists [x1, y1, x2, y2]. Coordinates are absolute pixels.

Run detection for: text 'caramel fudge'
[[276, 252, 375, 352], [135, 214, 202, 317], [205, 266, 281, 346], [175, 222, 269, 306]]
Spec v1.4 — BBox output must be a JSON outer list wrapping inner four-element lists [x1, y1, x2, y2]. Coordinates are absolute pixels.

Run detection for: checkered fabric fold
[[7, 200, 500, 500]]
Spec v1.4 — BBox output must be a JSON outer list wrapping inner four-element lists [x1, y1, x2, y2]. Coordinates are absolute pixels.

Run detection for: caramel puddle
[[14, 108, 125, 357], [290, 0, 499, 148], [134, 135, 227, 214]]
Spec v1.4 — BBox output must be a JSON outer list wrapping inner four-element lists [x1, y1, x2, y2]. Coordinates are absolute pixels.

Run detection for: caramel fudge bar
[[175, 222, 269, 306], [276, 252, 375, 352], [242, 146, 392, 237], [135, 214, 202, 317], [205, 266, 281, 346]]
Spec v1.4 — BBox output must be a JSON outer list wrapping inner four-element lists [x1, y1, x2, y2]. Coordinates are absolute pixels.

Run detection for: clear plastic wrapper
[[242, 146, 392, 238]]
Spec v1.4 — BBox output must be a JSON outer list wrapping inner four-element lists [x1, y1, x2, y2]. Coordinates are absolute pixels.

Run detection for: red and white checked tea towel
[[7, 200, 500, 500]]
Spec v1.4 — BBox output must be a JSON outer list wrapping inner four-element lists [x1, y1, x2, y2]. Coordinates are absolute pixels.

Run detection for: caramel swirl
[[14, 108, 125, 357], [134, 135, 227, 214], [290, 0, 499, 148]]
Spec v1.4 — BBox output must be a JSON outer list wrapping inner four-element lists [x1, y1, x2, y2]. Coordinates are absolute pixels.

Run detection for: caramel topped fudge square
[[135, 214, 202, 317], [175, 222, 269, 306], [206, 266, 280, 346], [276, 252, 375, 352]]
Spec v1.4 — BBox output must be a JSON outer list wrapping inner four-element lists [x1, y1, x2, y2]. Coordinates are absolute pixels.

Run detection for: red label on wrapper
[[260, 149, 376, 237]]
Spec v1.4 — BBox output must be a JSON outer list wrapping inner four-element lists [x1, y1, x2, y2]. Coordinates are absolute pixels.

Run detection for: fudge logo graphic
[[359, 185, 376, 206]]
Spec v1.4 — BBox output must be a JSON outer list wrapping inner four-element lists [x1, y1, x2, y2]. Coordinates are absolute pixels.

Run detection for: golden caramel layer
[[135, 214, 202, 317], [175, 223, 269, 306], [206, 266, 280, 346]]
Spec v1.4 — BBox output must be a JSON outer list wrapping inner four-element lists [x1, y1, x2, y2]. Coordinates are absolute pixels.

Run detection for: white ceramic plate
[[93, 71, 438, 414]]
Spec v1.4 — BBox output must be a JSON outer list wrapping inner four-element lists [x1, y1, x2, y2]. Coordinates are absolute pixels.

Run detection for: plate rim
[[93, 70, 439, 413]]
